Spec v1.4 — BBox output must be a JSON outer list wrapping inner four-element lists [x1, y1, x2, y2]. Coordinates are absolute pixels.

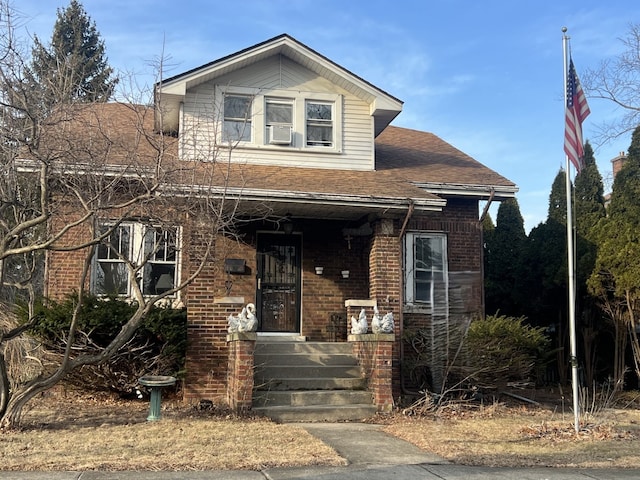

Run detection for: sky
[[13, 0, 640, 232]]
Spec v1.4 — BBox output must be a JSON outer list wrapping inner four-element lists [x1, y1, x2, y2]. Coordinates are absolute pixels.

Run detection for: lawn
[[2, 387, 640, 471]]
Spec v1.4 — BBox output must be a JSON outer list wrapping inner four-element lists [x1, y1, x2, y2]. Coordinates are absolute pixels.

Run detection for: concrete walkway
[[3, 422, 640, 479]]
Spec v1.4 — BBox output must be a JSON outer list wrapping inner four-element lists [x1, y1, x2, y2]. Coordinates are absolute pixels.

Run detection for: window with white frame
[[217, 87, 341, 151], [223, 94, 252, 142], [93, 223, 180, 297], [306, 101, 333, 147], [404, 233, 447, 306], [94, 225, 131, 296], [265, 98, 293, 144]]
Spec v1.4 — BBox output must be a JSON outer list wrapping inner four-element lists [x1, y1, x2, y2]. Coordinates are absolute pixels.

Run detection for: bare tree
[[582, 23, 640, 144], [0, 2, 259, 428]]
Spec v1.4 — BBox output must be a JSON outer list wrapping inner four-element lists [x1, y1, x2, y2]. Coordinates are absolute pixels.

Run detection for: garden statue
[[372, 305, 394, 334], [228, 303, 258, 333], [350, 308, 368, 334]]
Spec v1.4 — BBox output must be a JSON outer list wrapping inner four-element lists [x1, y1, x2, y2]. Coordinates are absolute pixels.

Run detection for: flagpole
[[562, 26, 581, 433]]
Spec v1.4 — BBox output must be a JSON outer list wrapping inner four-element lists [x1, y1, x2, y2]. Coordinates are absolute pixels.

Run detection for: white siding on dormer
[[179, 55, 375, 171]]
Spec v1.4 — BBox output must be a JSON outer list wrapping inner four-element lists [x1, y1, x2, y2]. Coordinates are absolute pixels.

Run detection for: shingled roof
[[22, 103, 516, 219]]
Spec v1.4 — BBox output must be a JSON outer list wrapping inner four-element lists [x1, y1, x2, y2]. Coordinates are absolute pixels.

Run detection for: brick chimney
[[611, 151, 627, 178]]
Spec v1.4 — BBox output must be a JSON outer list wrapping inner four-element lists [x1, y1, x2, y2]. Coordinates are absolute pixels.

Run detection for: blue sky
[[15, 0, 640, 231]]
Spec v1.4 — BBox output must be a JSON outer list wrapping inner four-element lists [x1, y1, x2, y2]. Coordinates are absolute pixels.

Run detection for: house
[[45, 34, 517, 420]]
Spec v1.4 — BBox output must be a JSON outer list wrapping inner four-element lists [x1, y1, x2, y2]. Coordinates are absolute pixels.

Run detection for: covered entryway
[[256, 233, 301, 332]]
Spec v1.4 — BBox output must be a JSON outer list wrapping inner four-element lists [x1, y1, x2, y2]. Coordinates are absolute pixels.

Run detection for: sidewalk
[[3, 422, 640, 479]]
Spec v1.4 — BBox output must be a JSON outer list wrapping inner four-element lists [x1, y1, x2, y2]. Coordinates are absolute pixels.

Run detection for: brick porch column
[[226, 331, 257, 412], [349, 333, 395, 412]]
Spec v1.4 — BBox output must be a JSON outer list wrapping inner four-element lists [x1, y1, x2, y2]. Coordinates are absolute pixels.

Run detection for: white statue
[[228, 303, 258, 333], [373, 309, 394, 334], [371, 305, 382, 333], [351, 308, 368, 334], [238, 303, 257, 332]]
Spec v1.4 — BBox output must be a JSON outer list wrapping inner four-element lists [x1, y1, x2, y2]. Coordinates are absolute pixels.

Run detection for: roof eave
[[414, 182, 518, 200]]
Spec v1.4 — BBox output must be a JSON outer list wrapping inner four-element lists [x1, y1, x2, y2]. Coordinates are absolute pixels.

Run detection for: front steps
[[252, 341, 376, 422]]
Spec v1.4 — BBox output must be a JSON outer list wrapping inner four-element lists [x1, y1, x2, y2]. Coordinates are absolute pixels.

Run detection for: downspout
[[478, 189, 495, 320], [398, 200, 414, 395]]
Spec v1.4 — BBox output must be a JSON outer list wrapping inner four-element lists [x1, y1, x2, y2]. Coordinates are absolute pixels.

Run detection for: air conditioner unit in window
[[268, 125, 292, 145]]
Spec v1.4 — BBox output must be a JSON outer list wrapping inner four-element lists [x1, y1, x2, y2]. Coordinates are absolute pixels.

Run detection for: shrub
[[22, 294, 187, 395], [464, 314, 550, 389]]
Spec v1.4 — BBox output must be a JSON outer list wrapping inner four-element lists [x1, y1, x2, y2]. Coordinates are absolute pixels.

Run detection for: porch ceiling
[[238, 199, 407, 221]]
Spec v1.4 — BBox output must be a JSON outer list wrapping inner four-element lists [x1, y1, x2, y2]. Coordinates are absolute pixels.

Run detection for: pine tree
[[547, 169, 567, 224], [27, 0, 117, 107], [589, 125, 640, 385], [573, 141, 606, 386], [484, 198, 527, 316], [574, 141, 606, 238]]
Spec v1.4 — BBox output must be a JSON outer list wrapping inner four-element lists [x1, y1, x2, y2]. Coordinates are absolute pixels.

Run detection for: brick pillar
[[184, 294, 244, 403], [226, 332, 257, 412], [368, 219, 401, 398], [349, 333, 395, 412]]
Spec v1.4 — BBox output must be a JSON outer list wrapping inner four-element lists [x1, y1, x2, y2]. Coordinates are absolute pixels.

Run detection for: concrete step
[[255, 376, 367, 391], [253, 389, 373, 408], [255, 341, 353, 355], [254, 352, 359, 367], [252, 340, 373, 422], [255, 364, 362, 379], [251, 404, 377, 423]]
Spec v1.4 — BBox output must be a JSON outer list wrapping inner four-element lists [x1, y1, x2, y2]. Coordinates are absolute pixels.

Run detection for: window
[[404, 233, 447, 306], [306, 101, 333, 147], [142, 227, 178, 295], [93, 223, 180, 297], [217, 88, 341, 151], [266, 98, 293, 144], [223, 94, 252, 142], [94, 225, 131, 296]]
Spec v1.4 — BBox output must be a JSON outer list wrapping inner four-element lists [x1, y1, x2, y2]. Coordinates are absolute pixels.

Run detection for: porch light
[[315, 266, 324, 275], [281, 214, 294, 235], [341, 270, 350, 279]]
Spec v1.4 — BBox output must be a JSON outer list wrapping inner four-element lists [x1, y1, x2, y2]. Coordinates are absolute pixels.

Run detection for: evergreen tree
[[27, 0, 117, 107], [574, 141, 606, 239], [589, 125, 640, 385], [547, 169, 568, 224], [484, 198, 527, 316], [573, 141, 607, 385]]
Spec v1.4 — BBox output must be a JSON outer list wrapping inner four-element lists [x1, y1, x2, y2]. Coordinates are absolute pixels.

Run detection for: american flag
[[564, 58, 591, 172]]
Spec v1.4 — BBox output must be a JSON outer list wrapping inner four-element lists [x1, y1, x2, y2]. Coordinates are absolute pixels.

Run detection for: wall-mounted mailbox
[[224, 258, 246, 274]]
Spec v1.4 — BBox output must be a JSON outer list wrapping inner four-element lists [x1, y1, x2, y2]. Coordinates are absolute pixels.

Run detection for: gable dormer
[[155, 34, 403, 171]]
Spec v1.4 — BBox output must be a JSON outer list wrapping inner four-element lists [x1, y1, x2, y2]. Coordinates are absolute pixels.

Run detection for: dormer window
[[266, 98, 293, 145], [223, 94, 252, 142], [306, 101, 333, 147], [215, 87, 342, 153]]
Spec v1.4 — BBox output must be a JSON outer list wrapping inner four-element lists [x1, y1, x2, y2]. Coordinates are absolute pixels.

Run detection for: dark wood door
[[256, 234, 301, 332]]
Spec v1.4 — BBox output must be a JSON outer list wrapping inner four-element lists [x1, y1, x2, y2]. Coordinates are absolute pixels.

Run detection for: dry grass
[[0, 390, 345, 471], [382, 401, 640, 469], [4, 388, 640, 471]]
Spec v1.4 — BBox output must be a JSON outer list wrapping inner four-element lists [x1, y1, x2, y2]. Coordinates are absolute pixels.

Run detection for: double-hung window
[[142, 227, 178, 295], [266, 98, 293, 144], [223, 94, 252, 142], [306, 101, 333, 147], [404, 233, 447, 307], [94, 225, 131, 296], [93, 223, 180, 297]]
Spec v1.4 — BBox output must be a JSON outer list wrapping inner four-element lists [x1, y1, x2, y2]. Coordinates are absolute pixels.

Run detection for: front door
[[256, 233, 301, 332]]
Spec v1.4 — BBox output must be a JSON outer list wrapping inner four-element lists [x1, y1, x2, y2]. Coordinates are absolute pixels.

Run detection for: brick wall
[[183, 228, 255, 403], [299, 220, 369, 340]]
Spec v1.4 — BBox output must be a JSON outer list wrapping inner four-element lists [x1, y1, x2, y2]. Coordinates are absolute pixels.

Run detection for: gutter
[[160, 184, 447, 212], [413, 182, 518, 199]]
